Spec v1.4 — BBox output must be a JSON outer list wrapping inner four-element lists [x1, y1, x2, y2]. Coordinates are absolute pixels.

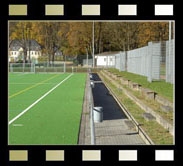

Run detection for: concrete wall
[[166, 40, 174, 84], [114, 40, 174, 84]]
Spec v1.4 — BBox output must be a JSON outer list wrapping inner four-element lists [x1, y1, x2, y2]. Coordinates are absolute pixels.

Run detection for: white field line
[[13, 124, 23, 127], [18, 73, 29, 76], [9, 73, 73, 125], [10, 73, 29, 76], [9, 83, 58, 85]]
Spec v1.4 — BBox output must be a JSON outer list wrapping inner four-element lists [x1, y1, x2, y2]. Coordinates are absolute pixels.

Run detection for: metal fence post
[[124, 52, 126, 72], [147, 42, 153, 82], [172, 39, 175, 84], [166, 40, 172, 83], [169, 21, 171, 83], [64, 62, 66, 73], [166, 39, 174, 84], [23, 63, 25, 73], [34, 63, 36, 73], [10, 63, 13, 73], [166, 40, 168, 82]]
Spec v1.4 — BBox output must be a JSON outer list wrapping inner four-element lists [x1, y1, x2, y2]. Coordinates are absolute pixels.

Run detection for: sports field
[[8, 72, 86, 145]]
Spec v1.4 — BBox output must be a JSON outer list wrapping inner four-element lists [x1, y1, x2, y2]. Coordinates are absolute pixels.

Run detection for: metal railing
[[88, 73, 96, 145]]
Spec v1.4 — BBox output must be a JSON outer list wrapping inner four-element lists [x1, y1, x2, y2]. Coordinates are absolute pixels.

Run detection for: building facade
[[9, 39, 42, 62], [95, 51, 120, 67]]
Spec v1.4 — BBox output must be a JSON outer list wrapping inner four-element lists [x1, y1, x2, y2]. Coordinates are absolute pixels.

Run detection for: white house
[[9, 39, 42, 62], [95, 51, 120, 67]]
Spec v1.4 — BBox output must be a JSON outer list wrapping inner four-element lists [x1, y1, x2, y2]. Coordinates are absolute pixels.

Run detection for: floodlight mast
[[92, 21, 95, 68], [169, 21, 171, 82], [85, 47, 88, 67]]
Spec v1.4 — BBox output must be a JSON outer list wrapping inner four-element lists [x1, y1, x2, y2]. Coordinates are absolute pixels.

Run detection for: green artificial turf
[[9, 73, 86, 145], [108, 68, 173, 102]]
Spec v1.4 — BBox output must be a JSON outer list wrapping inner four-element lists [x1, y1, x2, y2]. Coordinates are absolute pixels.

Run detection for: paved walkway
[[79, 73, 145, 145], [91, 74, 145, 145]]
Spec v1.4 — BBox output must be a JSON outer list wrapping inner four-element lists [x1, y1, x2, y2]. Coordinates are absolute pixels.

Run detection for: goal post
[[9, 63, 35, 73], [9, 63, 13, 73]]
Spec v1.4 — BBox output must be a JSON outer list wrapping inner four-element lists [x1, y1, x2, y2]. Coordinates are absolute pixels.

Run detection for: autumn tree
[[9, 21, 171, 63]]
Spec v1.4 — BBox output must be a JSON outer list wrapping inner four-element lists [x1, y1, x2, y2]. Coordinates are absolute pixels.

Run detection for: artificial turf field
[[8, 72, 86, 145]]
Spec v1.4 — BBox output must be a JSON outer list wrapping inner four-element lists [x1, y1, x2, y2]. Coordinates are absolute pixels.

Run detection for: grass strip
[[100, 73, 173, 145], [108, 68, 173, 102], [123, 85, 173, 124]]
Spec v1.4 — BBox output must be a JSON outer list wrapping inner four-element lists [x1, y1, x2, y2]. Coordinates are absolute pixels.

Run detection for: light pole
[[92, 21, 95, 68], [28, 27, 31, 63], [168, 21, 171, 82], [85, 47, 88, 67]]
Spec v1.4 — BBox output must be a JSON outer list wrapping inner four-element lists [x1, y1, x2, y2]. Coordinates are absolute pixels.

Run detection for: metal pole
[[173, 22, 175, 84], [86, 47, 88, 67], [64, 62, 66, 73], [107, 55, 109, 68], [92, 21, 95, 68], [89, 75, 95, 145], [10, 63, 13, 73], [168, 21, 171, 82], [169, 21, 171, 42], [148, 42, 152, 82], [23, 62, 25, 73], [34, 63, 35, 73], [28, 28, 31, 63]]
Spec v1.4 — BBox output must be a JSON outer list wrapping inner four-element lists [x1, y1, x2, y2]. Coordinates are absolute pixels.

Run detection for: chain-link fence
[[83, 59, 93, 67], [9, 62, 66, 73], [9, 63, 35, 73], [9, 62, 105, 74]]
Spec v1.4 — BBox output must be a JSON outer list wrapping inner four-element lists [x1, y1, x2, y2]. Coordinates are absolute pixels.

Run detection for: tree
[[9, 21, 171, 63]]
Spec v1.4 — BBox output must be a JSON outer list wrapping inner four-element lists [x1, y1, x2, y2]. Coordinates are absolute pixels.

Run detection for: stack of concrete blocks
[[103, 69, 173, 110], [100, 70, 174, 136]]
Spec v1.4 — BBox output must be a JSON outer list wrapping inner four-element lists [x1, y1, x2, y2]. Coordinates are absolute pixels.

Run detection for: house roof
[[95, 51, 121, 56], [55, 50, 62, 56], [9, 39, 42, 51]]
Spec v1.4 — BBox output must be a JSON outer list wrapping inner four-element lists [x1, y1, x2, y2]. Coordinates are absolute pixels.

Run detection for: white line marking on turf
[[9, 83, 58, 85], [9, 73, 73, 125], [18, 73, 29, 76], [13, 124, 23, 127]]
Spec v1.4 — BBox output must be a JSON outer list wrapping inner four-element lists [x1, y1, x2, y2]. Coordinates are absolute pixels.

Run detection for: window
[[104, 58, 106, 62], [110, 58, 113, 61]]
